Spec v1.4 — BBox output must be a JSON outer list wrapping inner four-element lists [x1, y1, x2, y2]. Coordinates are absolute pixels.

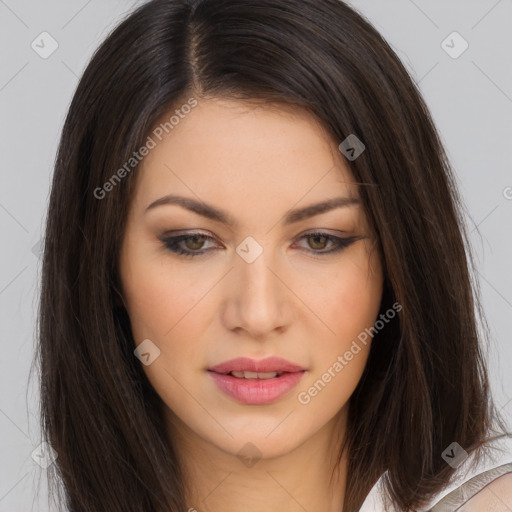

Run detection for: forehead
[[131, 97, 360, 219]]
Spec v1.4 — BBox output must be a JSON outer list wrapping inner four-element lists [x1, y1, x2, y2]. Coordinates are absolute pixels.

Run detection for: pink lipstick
[[208, 356, 306, 405]]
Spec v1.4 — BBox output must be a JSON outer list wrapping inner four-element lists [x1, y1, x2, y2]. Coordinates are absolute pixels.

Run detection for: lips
[[208, 356, 306, 405], [208, 356, 305, 375]]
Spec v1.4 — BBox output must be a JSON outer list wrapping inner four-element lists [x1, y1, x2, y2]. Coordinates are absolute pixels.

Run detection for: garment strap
[[428, 462, 512, 511]]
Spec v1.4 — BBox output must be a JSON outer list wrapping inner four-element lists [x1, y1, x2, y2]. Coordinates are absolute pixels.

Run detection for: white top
[[359, 434, 512, 511]]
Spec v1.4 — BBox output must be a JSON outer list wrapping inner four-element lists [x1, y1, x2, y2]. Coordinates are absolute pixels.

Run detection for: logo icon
[[236, 236, 263, 264], [338, 134, 366, 161], [31, 442, 58, 469], [237, 442, 262, 468], [441, 31, 469, 59], [441, 441, 468, 468], [134, 339, 161, 366], [31, 32, 59, 59]]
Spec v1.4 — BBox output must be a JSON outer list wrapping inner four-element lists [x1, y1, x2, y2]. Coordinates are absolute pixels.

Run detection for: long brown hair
[[34, 0, 509, 510]]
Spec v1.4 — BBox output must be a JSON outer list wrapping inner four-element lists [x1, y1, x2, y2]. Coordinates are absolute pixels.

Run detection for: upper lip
[[208, 356, 306, 374]]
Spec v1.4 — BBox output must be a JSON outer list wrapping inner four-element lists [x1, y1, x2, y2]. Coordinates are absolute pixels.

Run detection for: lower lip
[[208, 371, 305, 405]]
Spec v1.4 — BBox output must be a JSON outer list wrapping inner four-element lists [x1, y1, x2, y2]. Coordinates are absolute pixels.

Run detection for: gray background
[[0, 1, 511, 510]]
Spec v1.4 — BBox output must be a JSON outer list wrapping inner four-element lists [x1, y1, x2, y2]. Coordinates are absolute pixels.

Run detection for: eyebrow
[[145, 194, 360, 226]]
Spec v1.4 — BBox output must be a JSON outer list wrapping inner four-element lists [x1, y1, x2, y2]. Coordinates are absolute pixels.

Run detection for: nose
[[221, 244, 294, 339]]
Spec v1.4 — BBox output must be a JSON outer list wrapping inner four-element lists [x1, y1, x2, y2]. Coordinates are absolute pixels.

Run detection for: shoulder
[[461, 471, 512, 511], [428, 458, 512, 511]]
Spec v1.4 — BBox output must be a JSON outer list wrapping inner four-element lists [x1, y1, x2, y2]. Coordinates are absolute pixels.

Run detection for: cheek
[[120, 240, 209, 343], [296, 299, 382, 418], [315, 244, 383, 347], [119, 235, 233, 398], [120, 253, 209, 409], [302, 244, 383, 397], [334, 266, 383, 341]]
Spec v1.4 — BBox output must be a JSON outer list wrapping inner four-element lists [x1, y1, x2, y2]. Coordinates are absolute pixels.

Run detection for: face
[[119, 97, 384, 461]]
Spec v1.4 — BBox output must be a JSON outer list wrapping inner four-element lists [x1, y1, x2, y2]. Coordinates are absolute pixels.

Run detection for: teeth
[[230, 371, 280, 379], [256, 371, 279, 379]]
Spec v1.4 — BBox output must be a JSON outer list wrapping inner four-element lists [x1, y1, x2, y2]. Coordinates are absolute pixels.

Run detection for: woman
[[36, 0, 512, 510]]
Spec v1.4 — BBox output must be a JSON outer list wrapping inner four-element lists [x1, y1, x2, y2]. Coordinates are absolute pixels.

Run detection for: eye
[[292, 231, 360, 257], [161, 233, 219, 258], [160, 231, 360, 258]]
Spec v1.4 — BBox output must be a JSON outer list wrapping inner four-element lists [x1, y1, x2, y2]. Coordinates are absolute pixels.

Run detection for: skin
[[458, 473, 512, 511], [119, 96, 385, 511]]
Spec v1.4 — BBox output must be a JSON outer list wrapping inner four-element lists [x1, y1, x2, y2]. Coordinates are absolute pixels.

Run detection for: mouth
[[207, 357, 306, 405], [208, 356, 306, 375], [214, 370, 286, 379]]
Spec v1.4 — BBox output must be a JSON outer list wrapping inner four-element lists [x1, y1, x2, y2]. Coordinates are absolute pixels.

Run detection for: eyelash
[[160, 231, 358, 259]]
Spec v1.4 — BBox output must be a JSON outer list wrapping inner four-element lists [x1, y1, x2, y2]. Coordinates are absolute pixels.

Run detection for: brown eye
[[161, 233, 218, 258], [293, 231, 360, 257], [184, 235, 208, 251], [161, 231, 360, 259], [306, 233, 330, 250]]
